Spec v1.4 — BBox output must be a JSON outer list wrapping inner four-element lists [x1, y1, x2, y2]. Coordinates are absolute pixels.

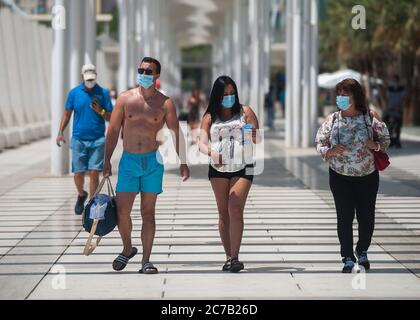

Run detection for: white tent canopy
[[318, 68, 383, 89], [318, 69, 362, 89]]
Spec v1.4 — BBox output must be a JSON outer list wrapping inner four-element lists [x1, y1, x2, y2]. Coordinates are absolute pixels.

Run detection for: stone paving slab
[[1, 138, 420, 299]]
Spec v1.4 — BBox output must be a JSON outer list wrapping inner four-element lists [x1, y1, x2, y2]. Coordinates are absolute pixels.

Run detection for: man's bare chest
[[124, 98, 166, 125]]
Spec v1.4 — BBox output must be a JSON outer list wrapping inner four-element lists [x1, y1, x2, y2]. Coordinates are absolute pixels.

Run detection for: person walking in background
[[384, 75, 406, 148], [187, 87, 203, 145], [315, 78, 390, 273], [199, 76, 260, 273], [264, 86, 275, 130], [56, 64, 113, 215], [278, 76, 286, 118]]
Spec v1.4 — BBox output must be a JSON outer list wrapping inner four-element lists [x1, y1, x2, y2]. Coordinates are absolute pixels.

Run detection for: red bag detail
[[373, 151, 390, 171]]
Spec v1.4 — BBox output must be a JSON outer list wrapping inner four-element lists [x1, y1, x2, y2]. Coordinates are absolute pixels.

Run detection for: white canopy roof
[[318, 69, 362, 89], [318, 68, 383, 89]]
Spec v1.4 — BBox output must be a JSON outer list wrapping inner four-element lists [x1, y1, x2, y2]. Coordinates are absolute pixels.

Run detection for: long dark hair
[[335, 78, 368, 114], [205, 76, 242, 123]]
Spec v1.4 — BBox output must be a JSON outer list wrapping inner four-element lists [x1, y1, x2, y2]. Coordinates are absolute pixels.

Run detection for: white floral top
[[315, 112, 390, 177]]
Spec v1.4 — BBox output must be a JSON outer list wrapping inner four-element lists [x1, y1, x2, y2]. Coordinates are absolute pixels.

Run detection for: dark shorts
[[208, 165, 254, 182]]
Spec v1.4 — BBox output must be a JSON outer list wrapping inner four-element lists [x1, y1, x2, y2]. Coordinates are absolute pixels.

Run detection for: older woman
[[315, 78, 390, 273]]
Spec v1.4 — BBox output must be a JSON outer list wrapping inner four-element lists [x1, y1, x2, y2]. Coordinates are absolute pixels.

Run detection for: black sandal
[[112, 247, 138, 271], [222, 258, 232, 272], [230, 258, 244, 273], [139, 261, 159, 274]]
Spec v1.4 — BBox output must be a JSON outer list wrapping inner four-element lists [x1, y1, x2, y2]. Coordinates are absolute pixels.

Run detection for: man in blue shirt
[[56, 64, 113, 214]]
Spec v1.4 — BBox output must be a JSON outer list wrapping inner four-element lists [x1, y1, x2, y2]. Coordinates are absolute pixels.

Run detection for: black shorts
[[208, 165, 254, 182]]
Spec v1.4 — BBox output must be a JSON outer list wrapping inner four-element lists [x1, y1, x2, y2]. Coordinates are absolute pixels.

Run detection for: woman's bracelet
[[375, 143, 381, 152]]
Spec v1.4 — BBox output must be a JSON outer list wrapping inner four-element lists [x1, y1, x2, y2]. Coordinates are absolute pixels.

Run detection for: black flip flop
[[230, 258, 244, 273], [139, 262, 158, 274], [112, 247, 138, 271]]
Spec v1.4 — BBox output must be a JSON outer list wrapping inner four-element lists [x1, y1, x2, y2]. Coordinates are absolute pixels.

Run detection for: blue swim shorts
[[71, 136, 105, 173], [116, 151, 164, 194]]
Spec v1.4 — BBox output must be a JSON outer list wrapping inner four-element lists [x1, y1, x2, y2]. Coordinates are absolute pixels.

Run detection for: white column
[[291, 0, 302, 148], [51, 0, 69, 176], [239, 0, 250, 104], [301, 0, 311, 148], [127, 0, 136, 87], [264, 0, 271, 94], [241, 0, 251, 104], [69, 0, 84, 88], [118, 0, 128, 93], [233, 0, 244, 97], [160, 3, 170, 92], [135, 0, 143, 63], [260, 0, 270, 127], [142, 0, 151, 56], [136, 0, 144, 85], [223, 8, 233, 77], [84, 0, 96, 65], [149, 0, 156, 57], [285, 0, 293, 147], [153, 0, 161, 60], [310, 0, 319, 146], [68, 0, 85, 171], [249, 0, 262, 122]]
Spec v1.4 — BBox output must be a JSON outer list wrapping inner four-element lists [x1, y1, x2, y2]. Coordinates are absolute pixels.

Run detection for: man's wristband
[[100, 109, 106, 116]]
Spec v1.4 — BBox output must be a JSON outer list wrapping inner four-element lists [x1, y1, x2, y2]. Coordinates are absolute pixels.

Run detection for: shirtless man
[[104, 57, 190, 274]]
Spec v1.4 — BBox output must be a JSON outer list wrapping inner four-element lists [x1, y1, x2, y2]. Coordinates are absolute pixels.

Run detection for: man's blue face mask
[[137, 74, 154, 89], [222, 95, 236, 109], [336, 96, 351, 111]]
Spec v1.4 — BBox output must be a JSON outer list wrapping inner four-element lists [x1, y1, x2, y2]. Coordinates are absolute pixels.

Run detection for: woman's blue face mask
[[336, 96, 351, 111], [222, 95, 236, 109]]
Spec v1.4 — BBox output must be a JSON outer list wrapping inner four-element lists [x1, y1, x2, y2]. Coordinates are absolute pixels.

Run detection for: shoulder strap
[[363, 110, 375, 139], [332, 112, 340, 145], [240, 106, 246, 122]]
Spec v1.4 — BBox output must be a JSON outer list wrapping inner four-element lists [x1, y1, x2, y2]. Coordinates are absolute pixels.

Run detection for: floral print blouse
[[315, 112, 390, 177]]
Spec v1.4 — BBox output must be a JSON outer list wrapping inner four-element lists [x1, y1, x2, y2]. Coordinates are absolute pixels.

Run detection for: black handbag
[[82, 176, 118, 256]]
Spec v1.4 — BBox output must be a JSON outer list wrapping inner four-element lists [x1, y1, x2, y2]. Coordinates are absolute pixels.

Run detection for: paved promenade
[[0, 130, 420, 299]]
